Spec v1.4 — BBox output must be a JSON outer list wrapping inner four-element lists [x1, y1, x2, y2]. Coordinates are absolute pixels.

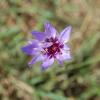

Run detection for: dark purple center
[[44, 37, 63, 58]]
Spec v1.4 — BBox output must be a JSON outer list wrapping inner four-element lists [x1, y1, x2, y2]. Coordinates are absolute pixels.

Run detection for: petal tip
[[67, 26, 72, 32], [44, 22, 57, 38], [60, 25, 72, 43]]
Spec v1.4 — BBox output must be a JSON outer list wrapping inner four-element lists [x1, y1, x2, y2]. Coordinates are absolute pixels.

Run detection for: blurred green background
[[0, 0, 100, 100]]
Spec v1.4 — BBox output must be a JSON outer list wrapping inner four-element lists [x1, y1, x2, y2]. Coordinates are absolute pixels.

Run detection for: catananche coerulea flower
[[21, 22, 72, 70]]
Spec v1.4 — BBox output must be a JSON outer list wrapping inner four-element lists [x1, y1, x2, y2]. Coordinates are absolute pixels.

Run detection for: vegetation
[[0, 0, 100, 100]]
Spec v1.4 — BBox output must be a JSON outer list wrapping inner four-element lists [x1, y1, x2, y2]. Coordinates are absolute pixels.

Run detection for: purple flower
[[22, 22, 72, 70]]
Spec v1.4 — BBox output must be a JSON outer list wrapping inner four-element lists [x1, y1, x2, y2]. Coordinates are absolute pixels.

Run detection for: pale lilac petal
[[61, 52, 71, 61], [28, 55, 44, 66], [28, 39, 40, 47], [61, 51, 72, 61], [55, 54, 63, 65], [60, 26, 72, 43], [57, 59, 63, 65], [44, 22, 57, 38], [21, 40, 40, 55], [31, 31, 46, 41], [63, 44, 70, 51], [56, 51, 71, 62], [41, 58, 54, 70], [31, 48, 41, 55], [21, 44, 35, 55], [41, 42, 52, 48]]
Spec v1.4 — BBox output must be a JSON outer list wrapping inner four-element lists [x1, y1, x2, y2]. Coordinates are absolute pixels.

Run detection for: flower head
[[22, 22, 72, 70]]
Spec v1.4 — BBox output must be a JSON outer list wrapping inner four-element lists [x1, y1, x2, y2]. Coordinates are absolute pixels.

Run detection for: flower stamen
[[43, 37, 64, 58]]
